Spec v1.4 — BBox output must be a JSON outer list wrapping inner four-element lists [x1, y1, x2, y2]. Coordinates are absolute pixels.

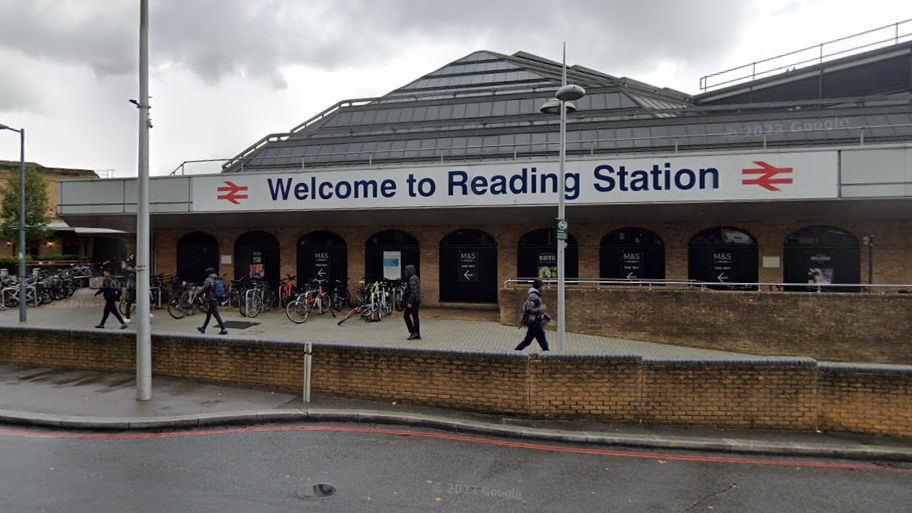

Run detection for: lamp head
[[556, 84, 586, 102], [539, 99, 577, 115]]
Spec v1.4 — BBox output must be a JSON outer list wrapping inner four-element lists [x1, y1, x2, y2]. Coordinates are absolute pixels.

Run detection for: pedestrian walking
[[197, 267, 228, 335], [403, 264, 421, 340], [94, 267, 127, 329], [514, 279, 551, 351], [123, 262, 136, 322]]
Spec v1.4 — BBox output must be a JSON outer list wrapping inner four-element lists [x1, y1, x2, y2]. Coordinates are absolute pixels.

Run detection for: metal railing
[[700, 19, 912, 92], [503, 278, 912, 293], [221, 98, 380, 172], [169, 158, 234, 176], [296, 121, 912, 168]]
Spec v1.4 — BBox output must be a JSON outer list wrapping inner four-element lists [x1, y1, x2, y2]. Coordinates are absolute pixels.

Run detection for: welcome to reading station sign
[[191, 151, 838, 213]]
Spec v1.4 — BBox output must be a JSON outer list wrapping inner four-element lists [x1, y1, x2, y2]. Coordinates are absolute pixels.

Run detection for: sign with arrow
[[620, 250, 643, 279], [313, 251, 330, 281], [458, 251, 478, 283], [712, 251, 734, 282]]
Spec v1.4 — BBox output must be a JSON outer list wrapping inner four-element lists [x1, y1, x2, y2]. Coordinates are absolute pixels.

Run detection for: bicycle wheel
[[318, 294, 331, 314], [331, 293, 344, 312], [245, 291, 263, 318], [167, 296, 186, 319], [285, 300, 310, 324], [228, 288, 241, 308]]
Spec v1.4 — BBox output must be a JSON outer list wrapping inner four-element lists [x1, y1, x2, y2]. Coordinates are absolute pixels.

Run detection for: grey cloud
[[0, 74, 41, 113], [0, 0, 755, 89]]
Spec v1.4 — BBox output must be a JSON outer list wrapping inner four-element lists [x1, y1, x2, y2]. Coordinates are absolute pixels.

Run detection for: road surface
[[0, 423, 909, 512]]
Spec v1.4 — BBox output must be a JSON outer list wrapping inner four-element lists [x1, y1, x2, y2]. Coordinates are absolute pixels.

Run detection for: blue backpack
[[212, 279, 226, 301]]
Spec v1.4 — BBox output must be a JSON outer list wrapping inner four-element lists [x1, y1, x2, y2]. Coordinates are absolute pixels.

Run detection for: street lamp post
[[539, 44, 585, 353], [0, 123, 27, 322]]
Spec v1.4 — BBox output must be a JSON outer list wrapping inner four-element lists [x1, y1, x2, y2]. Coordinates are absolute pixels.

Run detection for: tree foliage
[[0, 167, 52, 244]]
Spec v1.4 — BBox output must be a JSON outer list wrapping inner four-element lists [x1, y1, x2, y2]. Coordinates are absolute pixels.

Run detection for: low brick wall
[[500, 286, 912, 365], [1, 326, 911, 439]]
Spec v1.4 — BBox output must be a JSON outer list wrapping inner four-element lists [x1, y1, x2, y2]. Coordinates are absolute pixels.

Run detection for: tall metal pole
[[136, 0, 152, 401], [556, 43, 567, 353], [18, 129, 26, 322]]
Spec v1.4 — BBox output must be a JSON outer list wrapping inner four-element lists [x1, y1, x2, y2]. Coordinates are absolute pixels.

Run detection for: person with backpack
[[197, 267, 228, 335], [403, 264, 421, 340], [514, 279, 551, 351], [94, 267, 127, 329], [122, 262, 136, 322]]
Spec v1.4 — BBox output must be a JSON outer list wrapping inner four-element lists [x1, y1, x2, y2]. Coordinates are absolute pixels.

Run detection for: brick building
[[57, 39, 912, 304], [0, 161, 131, 263]]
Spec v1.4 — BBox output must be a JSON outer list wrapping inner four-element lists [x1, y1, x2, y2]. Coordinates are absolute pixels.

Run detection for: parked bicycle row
[[0, 265, 89, 310]]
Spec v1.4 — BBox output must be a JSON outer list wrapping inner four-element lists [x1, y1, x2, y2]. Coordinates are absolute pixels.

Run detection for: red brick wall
[[499, 286, 912, 365], [2, 326, 911, 438]]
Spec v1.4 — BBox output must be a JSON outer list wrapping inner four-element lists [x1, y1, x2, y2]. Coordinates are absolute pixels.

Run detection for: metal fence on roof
[[700, 19, 912, 92]]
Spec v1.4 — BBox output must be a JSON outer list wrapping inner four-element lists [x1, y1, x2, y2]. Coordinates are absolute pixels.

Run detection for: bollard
[[302, 342, 312, 403]]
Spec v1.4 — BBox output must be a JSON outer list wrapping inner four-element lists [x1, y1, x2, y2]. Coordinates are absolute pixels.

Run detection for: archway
[[688, 226, 758, 289], [177, 231, 219, 283], [365, 230, 419, 281], [600, 228, 665, 280], [784, 226, 860, 291], [297, 231, 347, 286], [439, 229, 498, 303], [234, 231, 280, 286], [517, 228, 578, 279]]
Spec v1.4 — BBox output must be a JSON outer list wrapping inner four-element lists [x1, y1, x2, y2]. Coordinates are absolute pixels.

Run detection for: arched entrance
[[688, 227, 758, 289], [234, 231, 280, 286], [600, 228, 665, 280], [297, 231, 347, 285], [439, 229, 497, 303], [92, 237, 128, 266], [365, 230, 419, 281], [784, 226, 860, 290], [177, 231, 219, 283], [517, 228, 578, 279]]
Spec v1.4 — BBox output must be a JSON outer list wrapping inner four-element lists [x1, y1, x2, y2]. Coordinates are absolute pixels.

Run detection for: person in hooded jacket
[[197, 267, 228, 335], [94, 267, 127, 329], [403, 264, 421, 340], [514, 279, 550, 351]]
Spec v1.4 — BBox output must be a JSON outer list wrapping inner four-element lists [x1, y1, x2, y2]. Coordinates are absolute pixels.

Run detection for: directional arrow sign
[[317, 268, 326, 278], [718, 272, 729, 282], [464, 269, 474, 280], [627, 272, 635, 279]]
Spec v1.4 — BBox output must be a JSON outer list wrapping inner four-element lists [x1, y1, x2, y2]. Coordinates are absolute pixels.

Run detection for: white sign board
[[382, 251, 401, 280], [190, 151, 838, 213]]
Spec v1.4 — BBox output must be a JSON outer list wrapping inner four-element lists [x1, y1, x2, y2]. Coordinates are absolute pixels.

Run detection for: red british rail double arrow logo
[[217, 181, 248, 205], [741, 161, 793, 192]]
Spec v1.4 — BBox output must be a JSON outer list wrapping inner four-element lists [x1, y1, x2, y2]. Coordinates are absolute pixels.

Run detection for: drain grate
[[222, 321, 261, 330], [296, 483, 336, 499]]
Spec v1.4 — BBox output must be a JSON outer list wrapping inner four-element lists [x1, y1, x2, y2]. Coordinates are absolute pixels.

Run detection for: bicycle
[[330, 278, 352, 311], [285, 278, 335, 324], [278, 274, 297, 309], [167, 281, 207, 319]]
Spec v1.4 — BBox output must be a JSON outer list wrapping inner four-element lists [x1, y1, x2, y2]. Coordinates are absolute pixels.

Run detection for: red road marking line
[[0, 425, 908, 474]]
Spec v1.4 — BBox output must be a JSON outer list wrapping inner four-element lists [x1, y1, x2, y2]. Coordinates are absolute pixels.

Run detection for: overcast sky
[[0, 0, 909, 177]]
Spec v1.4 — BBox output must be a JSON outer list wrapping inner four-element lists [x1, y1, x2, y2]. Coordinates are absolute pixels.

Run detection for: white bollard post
[[302, 342, 312, 403]]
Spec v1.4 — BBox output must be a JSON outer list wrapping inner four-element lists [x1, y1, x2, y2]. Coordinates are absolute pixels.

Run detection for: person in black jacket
[[403, 264, 421, 340], [123, 262, 136, 322], [94, 268, 127, 329], [514, 279, 550, 351], [197, 267, 228, 335]]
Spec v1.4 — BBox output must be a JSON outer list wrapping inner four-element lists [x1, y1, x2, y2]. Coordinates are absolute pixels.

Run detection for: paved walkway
[[1, 365, 910, 462], [0, 289, 760, 360]]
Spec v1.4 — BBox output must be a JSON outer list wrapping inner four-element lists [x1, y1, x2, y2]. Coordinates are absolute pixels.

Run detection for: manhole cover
[[296, 483, 336, 499]]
